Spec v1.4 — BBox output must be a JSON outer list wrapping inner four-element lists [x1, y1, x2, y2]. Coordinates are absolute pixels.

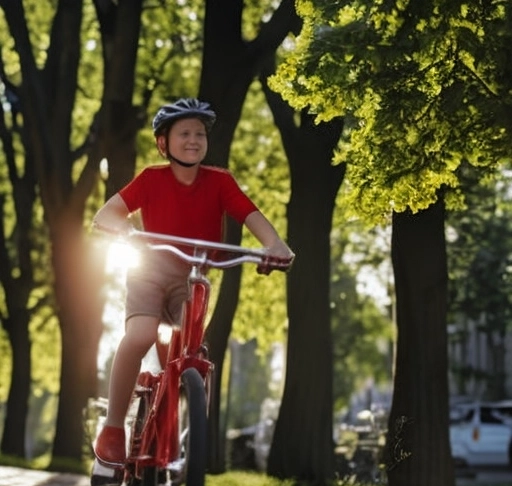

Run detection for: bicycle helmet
[[152, 98, 216, 136]]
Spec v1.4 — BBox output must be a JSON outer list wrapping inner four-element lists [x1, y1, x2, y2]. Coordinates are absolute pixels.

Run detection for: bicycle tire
[[175, 367, 207, 486], [141, 467, 158, 486], [126, 395, 159, 486]]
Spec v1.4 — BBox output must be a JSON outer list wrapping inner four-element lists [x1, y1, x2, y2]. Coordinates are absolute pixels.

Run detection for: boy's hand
[[257, 254, 295, 275], [92, 221, 132, 235], [257, 240, 295, 275]]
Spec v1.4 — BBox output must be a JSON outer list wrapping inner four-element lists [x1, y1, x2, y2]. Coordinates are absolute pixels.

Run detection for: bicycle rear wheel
[[171, 367, 207, 486]]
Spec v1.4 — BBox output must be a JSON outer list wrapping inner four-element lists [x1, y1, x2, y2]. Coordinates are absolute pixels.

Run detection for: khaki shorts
[[125, 251, 191, 325]]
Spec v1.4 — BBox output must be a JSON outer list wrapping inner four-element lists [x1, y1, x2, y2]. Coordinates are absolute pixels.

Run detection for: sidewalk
[[2, 464, 512, 486], [0, 465, 90, 486]]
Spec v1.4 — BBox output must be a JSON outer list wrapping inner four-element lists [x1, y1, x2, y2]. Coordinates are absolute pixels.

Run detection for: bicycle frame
[[127, 253, 214, 479]]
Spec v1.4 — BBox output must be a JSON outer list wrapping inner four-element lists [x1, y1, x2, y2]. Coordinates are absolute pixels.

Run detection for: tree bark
[[0, 311, 31, 457], [50, 217, 104, 463], [203, 219, 243, 471], [94, 0, 144, 198], [265, 104, 344, 481], [0, 34, 38, 459], [199, 0, 300, 472], [386, 199, 455, 486]]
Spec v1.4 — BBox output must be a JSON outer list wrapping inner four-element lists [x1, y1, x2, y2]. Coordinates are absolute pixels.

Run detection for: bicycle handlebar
[[94, 225, 294, 274], [144, 243, 265, 269]]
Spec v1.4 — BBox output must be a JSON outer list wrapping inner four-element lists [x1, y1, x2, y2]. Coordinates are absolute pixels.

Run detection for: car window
[[496, 406, 512, 419], [450, 408, 474, 425], [491, 406, 512, 425], [481, 406, 507, 424]]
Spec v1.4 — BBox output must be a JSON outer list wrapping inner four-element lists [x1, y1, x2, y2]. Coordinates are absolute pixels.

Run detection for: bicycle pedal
[[90, 459, 123, 486], [134, 384, 152, 394], [168, 458, 186, 483]]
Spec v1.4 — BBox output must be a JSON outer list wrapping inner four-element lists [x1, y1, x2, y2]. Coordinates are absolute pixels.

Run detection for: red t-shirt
[[119, 164, 258, 242]]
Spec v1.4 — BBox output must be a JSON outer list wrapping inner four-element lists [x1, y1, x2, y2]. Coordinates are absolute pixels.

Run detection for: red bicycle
[[94, 228, 293, 486]]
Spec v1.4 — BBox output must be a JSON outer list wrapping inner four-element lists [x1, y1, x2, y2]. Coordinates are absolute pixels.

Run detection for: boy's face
[[161, 117, 208, 165]]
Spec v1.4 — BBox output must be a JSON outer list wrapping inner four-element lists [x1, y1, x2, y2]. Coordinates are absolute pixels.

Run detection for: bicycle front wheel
[[173, 367, 207, 486]]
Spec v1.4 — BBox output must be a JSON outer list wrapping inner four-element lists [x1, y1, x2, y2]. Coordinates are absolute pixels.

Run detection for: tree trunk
[[261, 50, 345, 479], [49, 217, 104, 466], [198, 0, 300, 472], [96, 0, 144, 198], [203, 219, 243, 472], [266, 112, 344, 481], [260, 59, 345, 477], [386, 199, 455, 486], [0, 52, 37, 458], [267, 189, 336, 482], [1, 311, 31, 457]]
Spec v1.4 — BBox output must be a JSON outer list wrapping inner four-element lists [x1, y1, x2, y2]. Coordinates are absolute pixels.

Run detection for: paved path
[[1, 465, 512, 486], [0, 466, 90, 486]]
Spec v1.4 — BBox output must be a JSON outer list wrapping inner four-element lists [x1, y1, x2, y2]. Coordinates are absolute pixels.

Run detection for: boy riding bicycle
[[91, 98, 293, 484]]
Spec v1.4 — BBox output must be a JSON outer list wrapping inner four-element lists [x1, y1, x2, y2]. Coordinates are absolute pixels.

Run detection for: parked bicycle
[[92, 228, 293, 486]]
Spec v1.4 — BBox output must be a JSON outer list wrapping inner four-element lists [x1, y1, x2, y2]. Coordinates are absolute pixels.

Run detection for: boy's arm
[[244, 210, 293, 259], [92, 194, 132, 233]]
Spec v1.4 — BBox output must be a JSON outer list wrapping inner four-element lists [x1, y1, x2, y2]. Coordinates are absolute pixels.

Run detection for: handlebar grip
[[256, 255, 294, 275]]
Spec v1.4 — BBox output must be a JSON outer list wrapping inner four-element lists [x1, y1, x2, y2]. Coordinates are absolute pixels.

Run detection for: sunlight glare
[[158, 324, 173, 344], [106, 241, 140, 273]]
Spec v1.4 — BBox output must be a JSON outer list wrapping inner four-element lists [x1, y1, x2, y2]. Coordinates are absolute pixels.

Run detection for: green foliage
[[270, 0, 512, 223], [231, 82, 291, 354], [136, 0, 204, 107], [447, 167, 512, 323], [0, 454, 51, 470], [26, 392, 59, 459], [72, 2, 102, 151], [446, 166, 512, 396], [226, 340, 277, 428], [242, 0, 281, 40], [0, 328, 11, 402], [330, 219, 394, 409], [30, 313, 61, 396]]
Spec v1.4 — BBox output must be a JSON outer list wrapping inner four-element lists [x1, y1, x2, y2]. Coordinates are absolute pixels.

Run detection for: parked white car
[[450, 401, 512, 467]]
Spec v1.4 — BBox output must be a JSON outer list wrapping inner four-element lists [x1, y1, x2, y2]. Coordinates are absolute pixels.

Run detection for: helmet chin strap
[[172, 158, 198, 168], [167, 151, 199, 168]]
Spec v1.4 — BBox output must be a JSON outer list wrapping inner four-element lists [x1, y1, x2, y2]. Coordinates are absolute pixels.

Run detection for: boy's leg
[[94, 315, 159, 464]]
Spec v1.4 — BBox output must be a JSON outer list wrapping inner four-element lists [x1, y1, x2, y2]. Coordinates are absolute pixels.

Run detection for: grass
[[205, 470, 386, 486], [206, 471, 295, 485]]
